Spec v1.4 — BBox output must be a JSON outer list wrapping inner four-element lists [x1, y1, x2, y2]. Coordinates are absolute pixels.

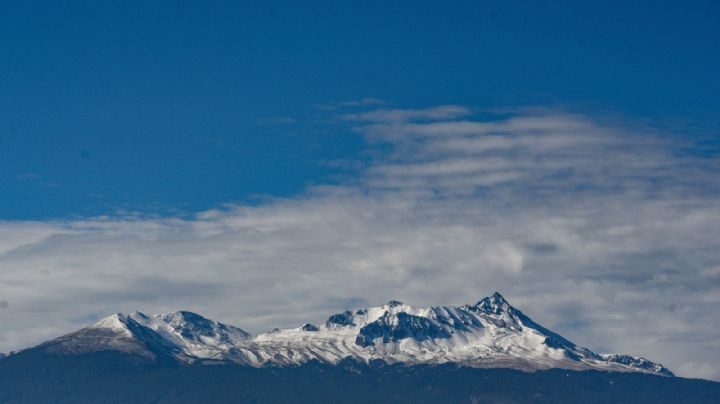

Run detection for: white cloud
[[0, 107, 719, 380]]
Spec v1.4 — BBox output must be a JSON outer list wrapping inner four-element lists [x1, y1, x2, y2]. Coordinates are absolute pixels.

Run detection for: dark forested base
[[0, 350, 718, 404]]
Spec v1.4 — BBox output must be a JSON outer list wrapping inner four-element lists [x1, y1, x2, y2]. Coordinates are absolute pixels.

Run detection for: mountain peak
[[158, 310, 211, 325], [491, 291, 507, 302], [471, 291, 514, 315], [128, 311, 149, 321], [386, 300, 404, 308], [89, 313, 131, 333]]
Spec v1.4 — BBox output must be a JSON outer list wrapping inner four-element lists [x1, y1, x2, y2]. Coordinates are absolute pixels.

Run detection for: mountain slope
[[0, 352, 718, 404], [12, 292, 672, 376]]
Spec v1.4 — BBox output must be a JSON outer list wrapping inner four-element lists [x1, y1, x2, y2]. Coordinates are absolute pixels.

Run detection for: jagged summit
[[471, 291, 512, 314], [489, 291, 508, 303], [20, 293, 673, 377], [386, 300, 404, 307]]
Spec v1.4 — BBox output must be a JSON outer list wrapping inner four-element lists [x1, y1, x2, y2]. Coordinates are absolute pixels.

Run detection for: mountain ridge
[[4, 292, 673, 377]]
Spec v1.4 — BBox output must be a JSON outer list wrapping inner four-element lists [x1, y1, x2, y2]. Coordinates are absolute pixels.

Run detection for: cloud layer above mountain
[[1, 106, 719, 380]]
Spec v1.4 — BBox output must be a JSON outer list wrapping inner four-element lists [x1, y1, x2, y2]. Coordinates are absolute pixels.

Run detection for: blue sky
[[1, 1, 718, 218], [1, 1, 720, 381]]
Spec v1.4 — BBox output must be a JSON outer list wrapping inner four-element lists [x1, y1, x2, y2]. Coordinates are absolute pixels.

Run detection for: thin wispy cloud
[[342, 105, 472, 123], [337, 98, 387, 107], [0, 107, 718, 380]]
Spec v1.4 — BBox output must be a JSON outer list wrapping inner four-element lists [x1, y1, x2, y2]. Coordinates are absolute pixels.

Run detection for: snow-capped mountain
[[43, 310, 250, 362], [28, 292, 673, 376]]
